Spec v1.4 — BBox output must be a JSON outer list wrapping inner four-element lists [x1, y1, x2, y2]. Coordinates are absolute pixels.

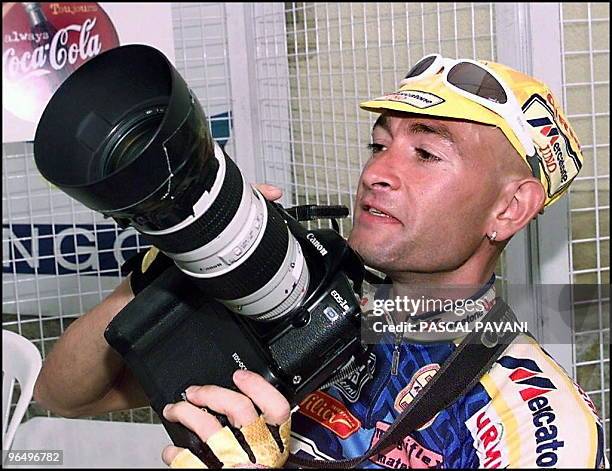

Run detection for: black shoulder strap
[[287, 297, 520, 469], [284, 204, 349, 222]]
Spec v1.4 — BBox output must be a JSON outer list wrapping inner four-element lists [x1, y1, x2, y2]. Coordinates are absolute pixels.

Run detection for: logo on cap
[[376, 90, 445, 109], [523, 94, 582, 199], [529, 116, 562, 174]]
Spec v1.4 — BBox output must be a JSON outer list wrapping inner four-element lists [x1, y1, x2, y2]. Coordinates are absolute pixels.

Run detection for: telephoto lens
[[34, 44, 309, 321]]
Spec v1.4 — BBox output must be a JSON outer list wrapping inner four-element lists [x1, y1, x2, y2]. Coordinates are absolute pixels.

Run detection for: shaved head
[[486, 127, 534, 184], [348, 111, 545, 284]]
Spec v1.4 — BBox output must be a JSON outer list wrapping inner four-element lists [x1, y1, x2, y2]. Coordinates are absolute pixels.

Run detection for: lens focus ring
[[194, 201, 290, 300]]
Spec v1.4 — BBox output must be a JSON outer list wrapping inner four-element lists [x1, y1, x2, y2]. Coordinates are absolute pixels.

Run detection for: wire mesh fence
[[561, 2, 610, 458]]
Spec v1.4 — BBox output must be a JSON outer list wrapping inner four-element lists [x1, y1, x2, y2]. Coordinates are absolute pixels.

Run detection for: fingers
[[253, 183, 282, 201], [161, 445, 182, 466], [163, 401, 223, 443], [164, 370, 290, 459], [232, 370, 290, 425], [184, 385, 259, 428]]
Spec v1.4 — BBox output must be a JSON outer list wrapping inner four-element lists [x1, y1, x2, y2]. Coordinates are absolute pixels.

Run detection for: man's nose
[[361, 151, 402, 191]]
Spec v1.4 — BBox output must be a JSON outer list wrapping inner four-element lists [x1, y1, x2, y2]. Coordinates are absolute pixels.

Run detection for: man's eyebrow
[[408, 122, 456, 146], [372, 116, 456, 147]]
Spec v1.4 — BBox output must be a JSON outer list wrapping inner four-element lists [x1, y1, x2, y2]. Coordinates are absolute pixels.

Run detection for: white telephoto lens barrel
[[141, 142, 310, 320], [166, 178, 267, 277], [220, 235, 310, 321]]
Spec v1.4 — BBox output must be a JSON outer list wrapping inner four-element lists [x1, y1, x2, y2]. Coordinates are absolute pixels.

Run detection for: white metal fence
[[561, 2, 610, 459]]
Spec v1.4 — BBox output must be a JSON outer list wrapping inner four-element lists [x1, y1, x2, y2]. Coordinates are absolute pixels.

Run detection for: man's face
[[348, 111, 507, 275]]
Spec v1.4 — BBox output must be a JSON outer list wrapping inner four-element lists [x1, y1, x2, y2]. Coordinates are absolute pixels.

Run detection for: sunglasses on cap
[[399, 54, 536, 158]]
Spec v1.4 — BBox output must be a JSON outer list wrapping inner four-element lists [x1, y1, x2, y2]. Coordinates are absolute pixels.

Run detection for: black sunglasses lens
[[447, 62, 507, 104], [404, 55, 437, 79]]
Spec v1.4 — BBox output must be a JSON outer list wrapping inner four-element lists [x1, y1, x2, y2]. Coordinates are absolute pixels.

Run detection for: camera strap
[[284, 204, 350, 233], [285, 204, 350, 222], [287, 297, 521, 469]]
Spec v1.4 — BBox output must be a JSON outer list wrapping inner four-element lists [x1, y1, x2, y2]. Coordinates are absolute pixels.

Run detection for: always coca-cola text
[[3, 18, 101, 80]]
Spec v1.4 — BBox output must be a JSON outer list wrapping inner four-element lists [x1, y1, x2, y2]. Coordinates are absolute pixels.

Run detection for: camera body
[[104, 204, 366, 452]]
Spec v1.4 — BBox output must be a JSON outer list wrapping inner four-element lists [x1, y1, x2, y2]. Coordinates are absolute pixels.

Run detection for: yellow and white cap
[[360, 59, 584, 208]]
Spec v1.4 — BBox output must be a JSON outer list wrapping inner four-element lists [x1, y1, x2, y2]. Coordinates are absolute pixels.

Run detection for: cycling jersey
[[289, 278, 607, 468]]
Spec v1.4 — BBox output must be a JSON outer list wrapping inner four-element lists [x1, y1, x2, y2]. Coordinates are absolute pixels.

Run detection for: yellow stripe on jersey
[[524, 336, 599, 467], [480, 372, 522, 466]]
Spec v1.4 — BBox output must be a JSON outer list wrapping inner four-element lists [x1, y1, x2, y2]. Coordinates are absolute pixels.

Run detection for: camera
[[33, 45, 367, 458]]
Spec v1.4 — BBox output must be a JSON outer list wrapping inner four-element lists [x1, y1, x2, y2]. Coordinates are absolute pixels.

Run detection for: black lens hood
[[34, 44, 210, 215]]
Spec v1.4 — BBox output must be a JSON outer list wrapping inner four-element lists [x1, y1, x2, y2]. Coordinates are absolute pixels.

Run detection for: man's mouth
[[365, 205, 391, 218], [361, 204, 401, 223]]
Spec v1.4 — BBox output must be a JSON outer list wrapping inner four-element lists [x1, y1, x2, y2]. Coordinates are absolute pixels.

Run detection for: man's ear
[[489, 178, 546, 242]]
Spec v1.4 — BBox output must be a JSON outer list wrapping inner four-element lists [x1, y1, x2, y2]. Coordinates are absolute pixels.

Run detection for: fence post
[[225, 3, 259, 185], [495, 3, 573, 374]]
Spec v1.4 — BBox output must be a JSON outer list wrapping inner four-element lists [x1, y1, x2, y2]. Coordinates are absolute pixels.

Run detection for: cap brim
[[359, 76, 527, 161]]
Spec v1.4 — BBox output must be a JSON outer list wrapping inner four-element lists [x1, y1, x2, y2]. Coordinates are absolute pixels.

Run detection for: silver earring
[[488, 231, 497, 241]]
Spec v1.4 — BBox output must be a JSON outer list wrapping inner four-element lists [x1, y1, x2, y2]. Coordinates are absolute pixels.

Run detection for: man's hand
[[161, 370, 291, 468]]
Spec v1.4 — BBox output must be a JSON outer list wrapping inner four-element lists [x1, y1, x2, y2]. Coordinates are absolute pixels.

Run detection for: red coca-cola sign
[[2, 2, 119, 123]]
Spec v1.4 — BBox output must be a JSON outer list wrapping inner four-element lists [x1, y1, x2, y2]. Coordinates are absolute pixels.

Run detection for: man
[[34, 56, 606, 468]]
